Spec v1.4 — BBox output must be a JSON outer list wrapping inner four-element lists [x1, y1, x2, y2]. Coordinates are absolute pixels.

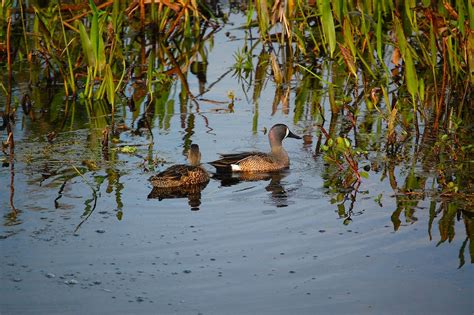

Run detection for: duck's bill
[[287, 130, 302, 139]]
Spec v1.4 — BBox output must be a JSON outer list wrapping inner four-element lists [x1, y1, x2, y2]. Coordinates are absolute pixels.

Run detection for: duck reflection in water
[[148, 144, 209, 211], [147, 182, 208, 211], [213, 171, 290, 208]]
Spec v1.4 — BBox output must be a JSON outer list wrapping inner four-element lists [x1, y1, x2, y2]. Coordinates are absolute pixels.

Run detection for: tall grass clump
[[230, 0, 473, 199], [3, 0, 220, 105], [249, 0, 472, 131]]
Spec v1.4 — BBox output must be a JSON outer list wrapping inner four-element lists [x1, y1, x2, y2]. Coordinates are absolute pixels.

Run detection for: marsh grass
[[2, 0, 219, 103], [251, 0, 472, 124], [4, 1, 470, 131], [230, 0, 472, 189]]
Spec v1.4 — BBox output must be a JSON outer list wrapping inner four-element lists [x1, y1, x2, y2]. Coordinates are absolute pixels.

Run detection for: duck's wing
[[209, 151, 257, 167], [149, 164, 192, 182], [209, 152, 273, 172]]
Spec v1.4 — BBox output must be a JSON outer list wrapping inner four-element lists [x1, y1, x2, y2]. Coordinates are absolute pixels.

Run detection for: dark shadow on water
[[213, 171, 290, 207], [147, 182, 209, 211]]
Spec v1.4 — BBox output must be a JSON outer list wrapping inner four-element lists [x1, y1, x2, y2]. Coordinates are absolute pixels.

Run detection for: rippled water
[[1, 12, 472, 315]]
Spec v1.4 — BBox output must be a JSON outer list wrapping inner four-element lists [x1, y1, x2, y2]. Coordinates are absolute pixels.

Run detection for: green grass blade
[[256, 0, 270, 38], [90, 8, 99, 66], [105, 64, 115, 106], [343, 18, 356, 57], [79, 22, 95, 67], [405, 49, 418, 99], [321, 0, 336, 57], [376, 5, 383, 61], [468, 0, 474, 29], [468, 31, 474, 84]]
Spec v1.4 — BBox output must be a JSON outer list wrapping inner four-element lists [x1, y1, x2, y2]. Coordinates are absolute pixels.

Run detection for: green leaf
[[404, 0, 415, 29], [89, 0, 98, 15], [119, 146, 137, 154], [419, 78, 425, 101], [88, 3, 105, 72], [457, 0, 465, 35], [342, 19, 356, 57], [344, 138, 351, 148], [336, 136, 345, 150], [78, 22, 95, 67], [360, 171, 369, 179], [256, 0, 269, 37], [105, 64, 115, 106], [394, 17, 407, 57], [405, 49, 418, 99], [321, 0, 336, 57], [376, 6, 383, 61], [332, 0, 342, 21], [467, 31, 474, 84], [429, 22, 437, 68], [97, 29, 106, 71], [90, 7, 99, 62], [395, 16, 418, 99], [469, 0, 474, 29]]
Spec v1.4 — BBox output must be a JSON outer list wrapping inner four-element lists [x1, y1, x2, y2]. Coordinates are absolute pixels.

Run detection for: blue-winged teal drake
[[209, 124, 301, 173], [150, 144, 210, 188]]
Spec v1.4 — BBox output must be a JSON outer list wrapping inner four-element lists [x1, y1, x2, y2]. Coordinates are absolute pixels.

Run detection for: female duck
[[209, 124, 301, 173], [150, 144, 209, 187]]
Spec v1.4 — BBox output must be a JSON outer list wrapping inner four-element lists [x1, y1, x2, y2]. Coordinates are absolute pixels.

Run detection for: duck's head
[[187, 144, 202, 166], [269, 124, 301, 147]]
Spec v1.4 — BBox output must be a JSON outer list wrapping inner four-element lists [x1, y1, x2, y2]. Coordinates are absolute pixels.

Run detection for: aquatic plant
[[1, 0, 221, 104], [230, 0, 472, 191], [248, 0, 472, 127]]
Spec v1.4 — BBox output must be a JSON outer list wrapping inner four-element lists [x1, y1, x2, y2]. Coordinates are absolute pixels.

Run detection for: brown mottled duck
[[150, 144, 209, 188]]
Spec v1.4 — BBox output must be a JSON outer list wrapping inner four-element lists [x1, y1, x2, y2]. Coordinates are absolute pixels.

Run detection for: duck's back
[[150, 165, 209, 188]]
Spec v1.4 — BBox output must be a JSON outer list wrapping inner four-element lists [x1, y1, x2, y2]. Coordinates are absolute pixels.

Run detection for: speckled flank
[[234, 154, 289, 172], [150, 165, 209, 188]]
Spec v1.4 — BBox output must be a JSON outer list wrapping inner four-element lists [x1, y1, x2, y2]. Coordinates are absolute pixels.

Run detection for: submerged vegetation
[[1, 1, 473, 264]]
